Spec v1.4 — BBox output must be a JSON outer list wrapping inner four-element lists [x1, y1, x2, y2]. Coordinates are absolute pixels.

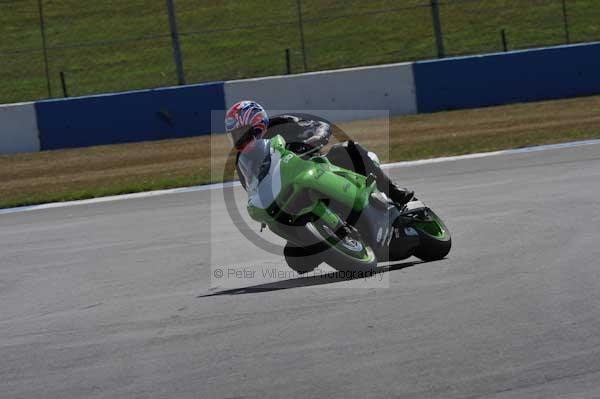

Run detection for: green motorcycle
[[238, 135, 451, 273]]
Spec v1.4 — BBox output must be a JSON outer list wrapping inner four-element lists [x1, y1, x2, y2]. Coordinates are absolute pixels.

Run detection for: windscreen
[[238, 139, 272, 189]]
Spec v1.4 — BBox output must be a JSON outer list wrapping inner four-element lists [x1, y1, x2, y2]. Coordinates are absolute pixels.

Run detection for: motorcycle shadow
[[198, 260, 423, 297]]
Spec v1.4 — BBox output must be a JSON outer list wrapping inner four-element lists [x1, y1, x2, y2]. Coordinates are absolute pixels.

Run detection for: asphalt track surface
[[1, 142, 600, 399]]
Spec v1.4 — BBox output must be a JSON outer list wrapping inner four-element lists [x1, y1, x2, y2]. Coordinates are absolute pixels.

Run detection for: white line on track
[[381, 138, 600, 169], [2, 138, 599, 216]]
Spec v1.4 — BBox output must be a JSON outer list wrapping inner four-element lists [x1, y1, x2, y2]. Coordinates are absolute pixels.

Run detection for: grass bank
[[2, 0, 600, 103], [1, 95, 600, 209]]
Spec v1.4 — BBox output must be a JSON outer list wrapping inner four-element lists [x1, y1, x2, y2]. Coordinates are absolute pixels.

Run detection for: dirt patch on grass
[[2, 95, 600, 208]]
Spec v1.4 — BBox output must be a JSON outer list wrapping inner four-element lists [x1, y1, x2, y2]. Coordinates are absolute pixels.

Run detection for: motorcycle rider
[[225, 100, 414, 206]]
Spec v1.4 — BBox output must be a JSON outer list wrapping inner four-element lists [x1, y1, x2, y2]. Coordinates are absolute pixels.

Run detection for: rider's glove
[[304, 134, 326, 149]]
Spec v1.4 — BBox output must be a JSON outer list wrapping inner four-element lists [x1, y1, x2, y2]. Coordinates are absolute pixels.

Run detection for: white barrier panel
[[0, 102, 41, 154], [224, 62, 417, 122]]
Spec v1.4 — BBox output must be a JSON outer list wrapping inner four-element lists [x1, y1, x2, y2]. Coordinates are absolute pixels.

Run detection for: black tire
[[284, 243, 320, 274], [305, 221, 377, 272], [412, 209, 452, 262]]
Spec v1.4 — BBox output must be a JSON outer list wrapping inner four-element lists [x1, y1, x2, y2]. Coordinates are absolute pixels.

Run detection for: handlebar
[[287, 142, 324, 158]]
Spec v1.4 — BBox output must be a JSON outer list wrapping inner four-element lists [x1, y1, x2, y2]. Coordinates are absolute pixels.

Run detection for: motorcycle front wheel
[[305, 221, 377, 272], [283, 243, 320, 274]]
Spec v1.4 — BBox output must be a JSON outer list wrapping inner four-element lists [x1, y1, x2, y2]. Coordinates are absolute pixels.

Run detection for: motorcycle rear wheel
[[412, 209, 452, 261]]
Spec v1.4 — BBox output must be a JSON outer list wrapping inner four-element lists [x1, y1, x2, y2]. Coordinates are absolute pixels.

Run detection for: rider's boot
[[379, 178, 414, 206], [387, 183, 414, 206]]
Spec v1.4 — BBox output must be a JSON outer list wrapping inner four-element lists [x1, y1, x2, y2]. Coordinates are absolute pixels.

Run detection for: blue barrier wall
[[3, 42, 599, 154], [35, 82, 225, 150], [414, 42, 600, 113]]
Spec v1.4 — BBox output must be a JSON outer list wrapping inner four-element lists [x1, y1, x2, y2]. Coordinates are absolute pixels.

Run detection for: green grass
[[0, 174, 212, 209], [388, 128, 599, 162], [1, 0, 599, 104]]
